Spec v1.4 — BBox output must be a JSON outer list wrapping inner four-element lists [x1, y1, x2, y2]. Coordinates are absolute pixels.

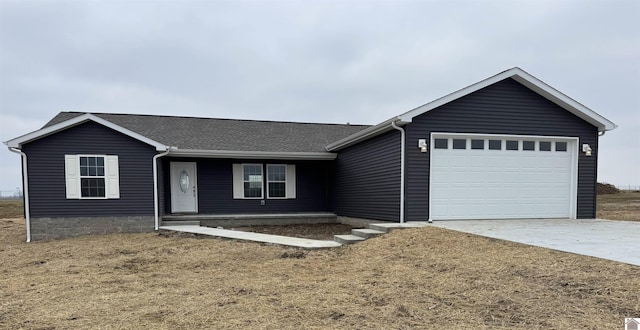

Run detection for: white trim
[[240, 163, 264, 199], [399, 68, 616, 131], [428, 132, 579, 221], [169, 149, 336, 160], [8, 148, 31, 242], [64, 155, 80, 199], [153, 149, 171, 230], [326, 118, 410, 151], [105, 155, 120, 199], [391, 121, 405, 223], [232, 164, 244, 199], [285, 164, 296, 199], [65, 154, 120, 200], [328, 68, 616, 151], [430, 132, 579, 141], [4, 113, 168, 151]]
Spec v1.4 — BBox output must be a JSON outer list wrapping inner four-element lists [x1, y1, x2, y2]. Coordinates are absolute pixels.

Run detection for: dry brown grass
[[1, 217, 639, 329], [597, 191, 640, 221], [0, 199, 23, 218]]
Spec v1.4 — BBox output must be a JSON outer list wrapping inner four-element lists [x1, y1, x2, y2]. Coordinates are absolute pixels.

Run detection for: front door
[[170, 162, 198, 213]]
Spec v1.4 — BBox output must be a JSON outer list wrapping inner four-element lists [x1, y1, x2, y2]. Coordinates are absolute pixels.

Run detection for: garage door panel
[[431, 135, 575, 220]]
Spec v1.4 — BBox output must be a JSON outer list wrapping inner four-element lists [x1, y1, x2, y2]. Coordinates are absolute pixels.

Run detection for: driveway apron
[[429, 219, 639, 266]]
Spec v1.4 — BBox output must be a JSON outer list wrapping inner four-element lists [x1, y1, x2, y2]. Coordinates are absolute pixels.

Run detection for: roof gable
[[5, 113, 168, 151], [398, 67, 616, 131], [327, 67, 617, 151]]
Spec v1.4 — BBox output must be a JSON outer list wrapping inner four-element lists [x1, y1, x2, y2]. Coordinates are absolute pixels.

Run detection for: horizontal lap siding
[[405, 78, 598, 220], [163, 158, 334, 214], [22, 122, 157, 217], [335, 130, 401, 221]]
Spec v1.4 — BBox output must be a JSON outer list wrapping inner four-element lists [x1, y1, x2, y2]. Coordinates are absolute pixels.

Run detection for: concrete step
[[161, 220, 200, 226], [368, 222, 429, 233], [334, 234, 366, 245], [351, 228, 386, 239], [367, 224, 392, 233]]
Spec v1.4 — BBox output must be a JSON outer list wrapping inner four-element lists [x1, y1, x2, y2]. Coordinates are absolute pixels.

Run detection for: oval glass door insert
[[179, 170, 190, 193]]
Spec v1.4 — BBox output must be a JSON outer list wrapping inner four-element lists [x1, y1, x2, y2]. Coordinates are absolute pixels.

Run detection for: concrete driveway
[[429, 219, 640, 266]]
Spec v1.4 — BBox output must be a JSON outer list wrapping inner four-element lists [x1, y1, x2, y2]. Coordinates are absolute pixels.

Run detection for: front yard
[[1, 213, 639, 328], [1, 194, 638, 328]]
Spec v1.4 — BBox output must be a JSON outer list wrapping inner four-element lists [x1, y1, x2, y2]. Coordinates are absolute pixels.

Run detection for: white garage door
[[429, 133, 577, 220]]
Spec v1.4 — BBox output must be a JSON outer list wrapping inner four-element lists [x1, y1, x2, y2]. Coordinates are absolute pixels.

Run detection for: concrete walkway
[[160, 225, 342, 249], [429, 218, 640, 266]]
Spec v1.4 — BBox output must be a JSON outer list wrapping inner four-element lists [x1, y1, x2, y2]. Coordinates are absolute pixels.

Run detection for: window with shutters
[[232, 163, 296, 199], [65, 155, 120, 199], [80, 156, 106, 197]]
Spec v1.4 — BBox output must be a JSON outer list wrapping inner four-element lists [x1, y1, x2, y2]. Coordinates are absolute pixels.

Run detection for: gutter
[[167, 149, 337, 160], [390, 121, 405, 223], [7, 147, 31, 242], [326, 117, 408, 151], [153, 148, 172, 230]]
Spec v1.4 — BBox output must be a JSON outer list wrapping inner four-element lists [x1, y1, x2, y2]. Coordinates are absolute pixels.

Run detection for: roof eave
[[509, 74, 617, 132], [4, 113, 169, 151], [397, 67, 617, 132], [325, 117, 409, 151], [168, 149, 337, 160]]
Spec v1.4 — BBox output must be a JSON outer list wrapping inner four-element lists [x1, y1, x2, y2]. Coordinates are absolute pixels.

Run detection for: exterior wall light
[[418, 139, 427, 153], [582, 144, 592, 156]]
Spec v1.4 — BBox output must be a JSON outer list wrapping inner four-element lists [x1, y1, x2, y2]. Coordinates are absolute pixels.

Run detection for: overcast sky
[[1, 0, 638, 196]]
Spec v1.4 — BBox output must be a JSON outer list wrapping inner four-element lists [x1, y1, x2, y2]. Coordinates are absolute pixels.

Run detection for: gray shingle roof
[[45, 112, 369, 153]]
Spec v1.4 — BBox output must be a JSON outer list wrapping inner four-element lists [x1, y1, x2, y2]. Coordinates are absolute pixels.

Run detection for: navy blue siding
[[404, 78, 599, 220], [335, 130, 401, 221], [163, 158, 334, 214], [22, 121, 158, 217]]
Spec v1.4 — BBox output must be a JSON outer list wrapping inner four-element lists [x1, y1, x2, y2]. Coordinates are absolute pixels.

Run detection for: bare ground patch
[[1, 218, 638, 329], [597, 191, 640, 221], [230, 223, 356, 240]]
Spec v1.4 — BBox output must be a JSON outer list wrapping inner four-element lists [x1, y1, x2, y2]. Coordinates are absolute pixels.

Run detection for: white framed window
[[267, 164, 286, 198], [233, 163, 296, 199], [65, 155, 120, 199], [243, 164, 263, 198]]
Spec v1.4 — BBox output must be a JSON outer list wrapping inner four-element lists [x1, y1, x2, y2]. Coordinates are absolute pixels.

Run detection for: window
[[540, 141, 552, 151], [522, 141, 535, 151], [65, 155, 119, 199], [267, 165, 286, 198], [233, 164, 296, 199], [434, 138, 448, 149], [488, 140, 502, 150], [471, 139, 484, 150], [243, 164, 263, 198], [506, 140, 519, 150], [80, 156, 105, 197], [556, 141, 567, 152], [452, 139, 466, 149]]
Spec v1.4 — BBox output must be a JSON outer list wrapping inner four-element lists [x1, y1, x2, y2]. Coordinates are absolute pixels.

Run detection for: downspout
[[8, 147, 31, 242], [153, 148, 171, 230], [391, 121, 405, 224]]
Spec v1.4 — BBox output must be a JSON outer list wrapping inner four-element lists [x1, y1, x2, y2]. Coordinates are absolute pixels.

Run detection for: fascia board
[[396, 69, 517, 123], [325, 118, 408, 151], [168, 149, 337, 160], [397, 67, 617, 132], [509, 73, 617, 131], [4, 113, 168, 151]]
